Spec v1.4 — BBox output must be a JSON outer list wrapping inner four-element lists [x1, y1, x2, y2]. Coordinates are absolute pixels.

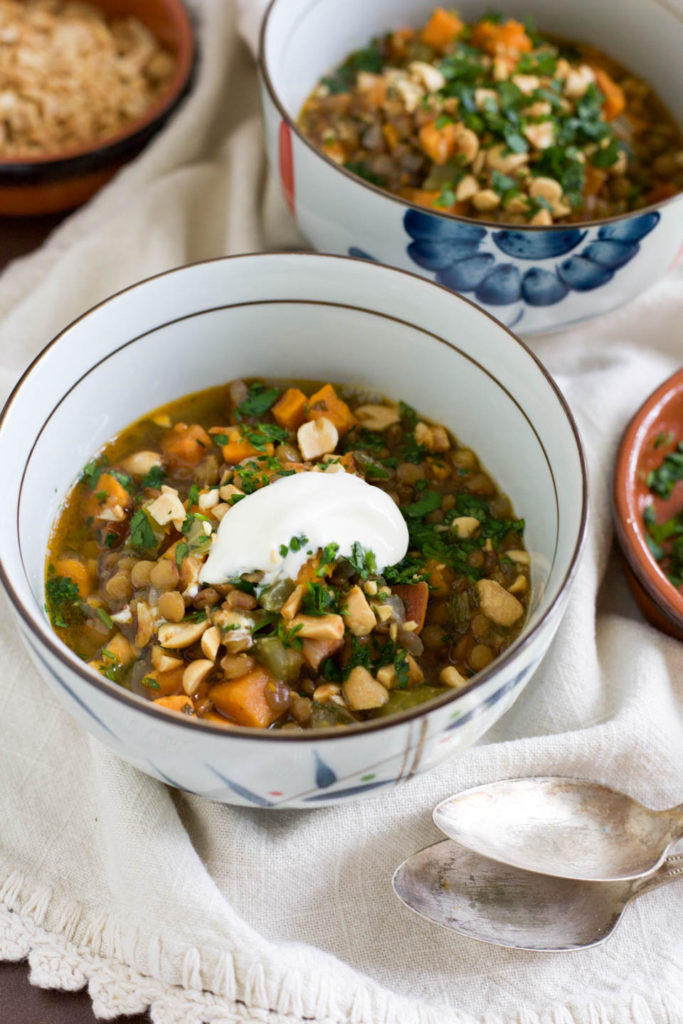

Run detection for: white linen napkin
[[1, 2, 682, 1022]]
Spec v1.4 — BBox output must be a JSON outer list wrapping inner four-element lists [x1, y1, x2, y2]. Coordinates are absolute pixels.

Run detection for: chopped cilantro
[[235, 382, 281, 421], [279, 534, 309, 557], [654, 432, 674, 450], [175, 541, 189, 568], [317, 542, 340, 575], [140, 465, 165, 489], [277, 620, 304, 650], [647, 442, 683, 499], [142, 676, 160, 690], [322, 39, 384, 94], [403, 491, 442, 518], [45, 567, 82, 628], [128, 509, 158, 554], [187, 483, 200, 508], [301, 582, 338, 616], [96, 608, 113, 629], [348, 542, 377, 580], [81, 456, 108, 489]]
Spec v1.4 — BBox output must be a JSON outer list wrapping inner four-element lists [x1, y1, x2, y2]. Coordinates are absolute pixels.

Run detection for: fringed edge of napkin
[[2, 871, 682, 1024]]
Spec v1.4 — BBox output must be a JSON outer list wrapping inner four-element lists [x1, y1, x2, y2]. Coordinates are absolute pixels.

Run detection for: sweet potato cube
[[83, 472, 131, 521], [421, 8, 463, 51], [210, 667, 281, 728], [272, 388, 308, 431], [53, 557, 92, 599], [418, 121, 458, 165], [593, 68, 625, 120], [161, 423, 211, 470], [306, 384, 356, 436], [153, 694, 194, 713]]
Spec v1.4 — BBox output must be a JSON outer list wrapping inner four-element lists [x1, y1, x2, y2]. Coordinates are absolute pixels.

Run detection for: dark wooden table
[[1, 214, 151, 1023]]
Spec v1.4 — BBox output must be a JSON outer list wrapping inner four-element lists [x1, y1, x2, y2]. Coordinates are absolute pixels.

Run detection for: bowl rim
[[0, 251, 588, 742], [613, 366, 683, 627], [258, 0, 683, 234], [0, 0, 195, 173]]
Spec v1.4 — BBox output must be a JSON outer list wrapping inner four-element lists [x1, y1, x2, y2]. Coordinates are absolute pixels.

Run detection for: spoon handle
[[632, 854, 683, 898]]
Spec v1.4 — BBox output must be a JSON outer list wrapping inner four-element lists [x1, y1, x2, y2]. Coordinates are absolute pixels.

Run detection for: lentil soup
[[299, 8, 683, 225], [46, 379, 530, 731]]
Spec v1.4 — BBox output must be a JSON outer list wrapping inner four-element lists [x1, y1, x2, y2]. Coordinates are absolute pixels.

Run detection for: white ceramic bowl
[[259, 0, 683, 335], [0, 254, 586, 808]]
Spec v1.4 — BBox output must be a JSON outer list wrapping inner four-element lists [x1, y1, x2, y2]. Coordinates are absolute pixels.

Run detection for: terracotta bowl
[[0, 0, 195, 216], [613, 368, 683, 640]]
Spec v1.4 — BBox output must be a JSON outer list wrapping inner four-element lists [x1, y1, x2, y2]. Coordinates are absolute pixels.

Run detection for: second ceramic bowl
[[259, 0, 683, 334]]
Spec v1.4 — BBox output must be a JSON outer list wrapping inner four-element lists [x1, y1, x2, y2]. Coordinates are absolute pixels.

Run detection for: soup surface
[[299, 8, 683, 225], [46, 379, 530, 730]]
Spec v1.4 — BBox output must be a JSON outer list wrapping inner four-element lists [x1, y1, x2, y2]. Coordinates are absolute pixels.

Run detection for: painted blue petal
[[436, 253, 495, 291], [207, 767, 275, 807], [348, 246, 377, 261], [493, 228, 586, 259], [304, 779, 391, 801], [557, 255, 614, 291], [475, 264, 522, 305], [582, 240, 639, 268], [404, 208, 486, 246], [314, 752, 337, 789], [597, 211, 659, 242], [521, 267, 569, 306], [408, 239, 485, 270]]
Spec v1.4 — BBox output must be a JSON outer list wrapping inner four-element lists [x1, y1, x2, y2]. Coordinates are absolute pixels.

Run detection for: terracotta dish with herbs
[[299, 8, 683, 225], [45, 379, 530, 731]]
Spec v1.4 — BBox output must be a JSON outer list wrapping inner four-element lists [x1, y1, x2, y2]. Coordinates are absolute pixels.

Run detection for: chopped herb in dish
[[643, 438, 683, 588], [299, 8, 683, 225]]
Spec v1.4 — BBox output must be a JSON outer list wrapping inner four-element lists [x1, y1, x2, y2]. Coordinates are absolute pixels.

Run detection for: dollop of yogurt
[[199, 470, 409, 586]]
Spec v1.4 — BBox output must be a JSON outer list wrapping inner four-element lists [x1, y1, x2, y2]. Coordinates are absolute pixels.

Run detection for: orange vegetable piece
[[53, 557, 92, 598], [392, 582, 430, 633], [161, 423, 211, 470], [83, 472, 131, 521], [297, 554, 322, 584], [592, 67, 625, 120], [421, 8, 463, 51], [146, 666, 185, 697], [210, 667, 281, 728], [418, 120, 458, 165], [471, 18, 532, 57], [153, 694, 194, 713], [272, 388, 308, 430], [220, 427, 274, 464], [306, 383, 356, 435]]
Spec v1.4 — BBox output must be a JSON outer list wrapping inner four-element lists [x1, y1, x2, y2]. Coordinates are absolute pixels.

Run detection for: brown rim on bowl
[[613, 367, 683, 632], [0, 0, 195, 177], [0, 252, 588, 741], [258, 0, 683, 232]]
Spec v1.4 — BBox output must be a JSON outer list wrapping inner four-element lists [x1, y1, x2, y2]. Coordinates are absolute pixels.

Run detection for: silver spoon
[[393, 841, 683, 951], [433, 777, 683, 881]]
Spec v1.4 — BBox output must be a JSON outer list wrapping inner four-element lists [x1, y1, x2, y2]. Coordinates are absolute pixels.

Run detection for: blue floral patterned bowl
[[259, 0, 683, 334]]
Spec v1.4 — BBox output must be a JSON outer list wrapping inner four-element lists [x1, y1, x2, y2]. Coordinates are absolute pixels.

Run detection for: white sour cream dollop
[[199, 470, 409, 586]]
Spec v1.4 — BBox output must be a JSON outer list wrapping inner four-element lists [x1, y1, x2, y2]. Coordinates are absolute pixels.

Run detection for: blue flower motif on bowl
[[397, 208, 660, 309], [348, 210, 660, 318]]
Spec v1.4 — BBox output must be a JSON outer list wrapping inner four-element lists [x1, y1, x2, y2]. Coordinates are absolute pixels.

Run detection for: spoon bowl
[[393, 841, 683, 951], [433, 777, 683, 881]]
